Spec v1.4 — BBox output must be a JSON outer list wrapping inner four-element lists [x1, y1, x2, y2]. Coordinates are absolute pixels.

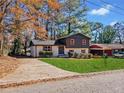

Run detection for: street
[[1, 71, 124, 93]]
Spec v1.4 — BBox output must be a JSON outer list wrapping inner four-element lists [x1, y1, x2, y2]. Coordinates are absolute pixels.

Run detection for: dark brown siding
[[66, 34, 90, 48]]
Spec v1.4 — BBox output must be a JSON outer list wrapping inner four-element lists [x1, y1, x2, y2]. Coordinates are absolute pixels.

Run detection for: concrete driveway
[[0, 58, 78, 85]]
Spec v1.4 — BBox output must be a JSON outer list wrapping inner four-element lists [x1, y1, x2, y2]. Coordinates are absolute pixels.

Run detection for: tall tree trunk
[[1, 34, 8, 56], [50, 25, 53, 40], [0, 31, 5, 56], [24, 40, 27, 56], [94, 33, 97, 43], [68, 22, 71, 34], [118, 36, 122, 44], [46, 20, 49, 38], [53, 30, 56, 40], [0, 39, 3, 55]]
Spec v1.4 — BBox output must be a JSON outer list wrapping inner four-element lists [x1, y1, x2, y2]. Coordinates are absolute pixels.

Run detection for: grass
[[40, 58, 124, 73]]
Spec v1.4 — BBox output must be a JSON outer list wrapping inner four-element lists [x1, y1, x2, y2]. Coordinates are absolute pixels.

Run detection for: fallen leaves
[[0, 56, 20, 78]]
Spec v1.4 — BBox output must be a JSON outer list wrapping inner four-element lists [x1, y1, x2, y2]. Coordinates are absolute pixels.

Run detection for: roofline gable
[[57, 33, 91, 40]]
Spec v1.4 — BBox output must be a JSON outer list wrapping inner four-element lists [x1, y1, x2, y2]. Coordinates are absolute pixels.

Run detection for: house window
[[81, 50, 85, 53], [43, 46, 52, 51], [69, 50, 74, 53], [82, 39, 86, 45], [70, 39, 75, 45]]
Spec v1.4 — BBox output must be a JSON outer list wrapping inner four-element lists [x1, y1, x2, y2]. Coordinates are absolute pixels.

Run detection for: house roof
[[90, 44, 124, 50], [57, 32, 91, 40], [108, 44, 124, 49], [31, 33, 90, 46], [31, 40, 56, 46]]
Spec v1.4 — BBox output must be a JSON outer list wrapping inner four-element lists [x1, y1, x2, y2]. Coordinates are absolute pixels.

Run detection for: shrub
[[84, 54, 88, 59], [67, 51, 94, 59], [68, 53, 93, 59], [39, 51, 53, 57], [93, 55, 102, 58], [80, 53, 85, 59], [39, 51, 44, 56], [76, 53, 81, 59], [80, 53, 93, 59], [89, 53, 93, 58], [68, 52, 73, 58], [45, 51, 53, 56], [72, 52, 78, 58]]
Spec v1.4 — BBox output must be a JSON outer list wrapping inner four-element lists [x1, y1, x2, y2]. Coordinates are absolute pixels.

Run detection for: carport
[[90, 44, 124, 56]]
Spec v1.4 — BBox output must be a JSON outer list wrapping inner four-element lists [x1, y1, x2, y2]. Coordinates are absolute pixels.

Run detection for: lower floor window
[[81, 50, 85, 53], [69, 50, 74, 53], [43, 46, 52, 51]]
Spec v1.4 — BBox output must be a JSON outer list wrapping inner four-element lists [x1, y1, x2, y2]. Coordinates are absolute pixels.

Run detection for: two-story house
[[30, 33, 90, 57]]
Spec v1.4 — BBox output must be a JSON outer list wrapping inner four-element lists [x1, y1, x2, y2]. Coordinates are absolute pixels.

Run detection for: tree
[[89, 22, 103, 43], [0, 0, 61, 56], [11, 37, 22, 55], [39, 0, 88, 39], [63, 0, 88, 34], [99, 25, 116, 43], [0, 0, 13, 55], [113, 22, 124, 44], [89, 22, 116, 44]]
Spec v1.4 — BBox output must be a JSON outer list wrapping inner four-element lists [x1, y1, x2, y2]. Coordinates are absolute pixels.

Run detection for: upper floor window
[[43, 46, 52, 51], [70, 39, 75, 45], [82, 39, 86, 45]]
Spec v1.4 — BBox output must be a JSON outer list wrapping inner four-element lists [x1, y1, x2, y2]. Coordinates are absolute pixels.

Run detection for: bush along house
[[30, 33, 91, 57]]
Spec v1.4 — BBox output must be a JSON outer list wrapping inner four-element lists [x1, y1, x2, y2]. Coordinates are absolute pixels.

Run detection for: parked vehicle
[[113, 52, 124, 58]]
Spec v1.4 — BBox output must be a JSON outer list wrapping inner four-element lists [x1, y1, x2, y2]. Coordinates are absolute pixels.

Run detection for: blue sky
[[86, 0, 124, 25]]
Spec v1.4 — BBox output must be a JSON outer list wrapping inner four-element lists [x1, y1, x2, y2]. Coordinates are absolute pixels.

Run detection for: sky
[[86, 0, 124, 25]]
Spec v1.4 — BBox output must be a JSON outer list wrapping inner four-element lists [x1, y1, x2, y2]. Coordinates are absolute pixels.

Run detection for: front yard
[[40, 58, 124, 73], [0, 56, 19, 78]]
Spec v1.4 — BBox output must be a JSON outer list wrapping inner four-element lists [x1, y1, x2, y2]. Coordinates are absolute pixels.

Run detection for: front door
[[59, 46, 64, 54]]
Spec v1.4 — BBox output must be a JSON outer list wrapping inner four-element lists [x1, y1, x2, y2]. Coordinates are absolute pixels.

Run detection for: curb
[[0, 69, 124, 89]]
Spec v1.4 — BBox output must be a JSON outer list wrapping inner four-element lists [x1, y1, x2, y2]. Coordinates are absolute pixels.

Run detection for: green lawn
[[40, 58, 124, 73]]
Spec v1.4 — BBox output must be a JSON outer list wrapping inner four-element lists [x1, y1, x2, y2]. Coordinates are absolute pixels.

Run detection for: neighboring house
[[90, 44, 124, 56], [30, 33, 90, 57]]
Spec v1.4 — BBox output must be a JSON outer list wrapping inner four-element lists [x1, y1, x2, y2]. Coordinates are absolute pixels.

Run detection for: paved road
[[1, 71, 124, 93]]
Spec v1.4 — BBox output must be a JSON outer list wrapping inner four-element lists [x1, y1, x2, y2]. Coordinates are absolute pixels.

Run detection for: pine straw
[[0, 56, 20, 78]]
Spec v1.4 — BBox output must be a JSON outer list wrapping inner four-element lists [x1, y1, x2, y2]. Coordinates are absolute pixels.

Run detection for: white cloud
[[110, 21, 117, 26], [90, 5, 113, 16], [106, 4, 113, 9]]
